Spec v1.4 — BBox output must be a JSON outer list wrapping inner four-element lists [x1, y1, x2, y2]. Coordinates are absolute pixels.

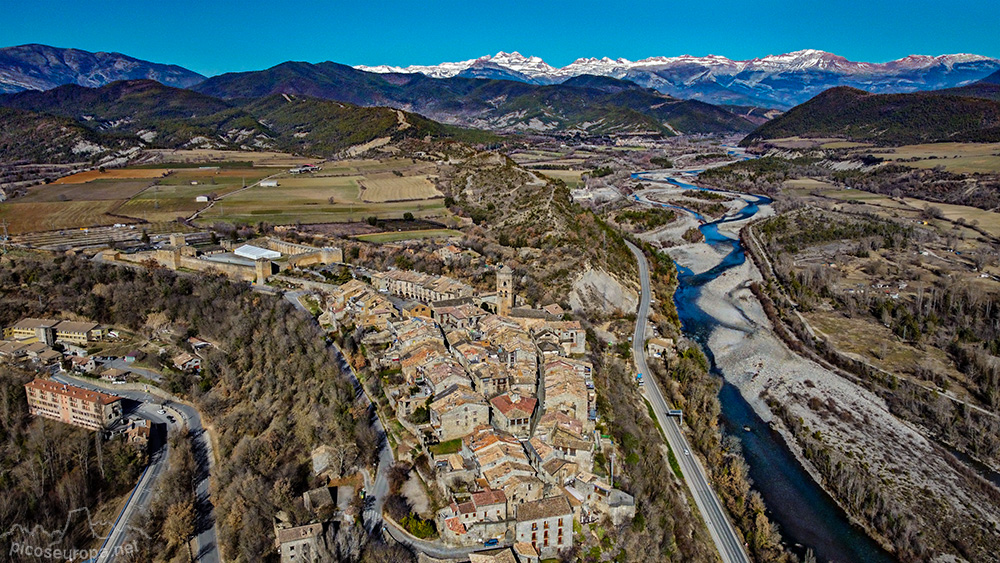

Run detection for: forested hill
[[191, 61, 759, 135], [741, 86, 1000, 146], [0, 80, 494, 163]]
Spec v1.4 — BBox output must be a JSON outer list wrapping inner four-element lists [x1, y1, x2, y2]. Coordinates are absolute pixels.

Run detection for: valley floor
[[665, 206, 1000, 560]]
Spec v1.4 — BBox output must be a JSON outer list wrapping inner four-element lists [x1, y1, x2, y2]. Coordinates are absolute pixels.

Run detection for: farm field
[[359, 175, 441, 202], [863, 142, 1000, 174], [1, 158, 449, 233], [116, 168, 278, 222], [524, 158, 587, 167], [52, 169, 171, 184], [1, 165, 282, 232], [353, 229, 462, 243], [17, 180, 153, 202], [192, 158, 448, 226], [805, 310, 968, 387], [119, 184, 238, 223], [0, 200, 137, 234], [143, 149, 320, 167], [899, 197, 1000, 238], [194, 174, 446, 226], [194, 200, 447, 227], [0, 177, 161, 234], [161, 168, 275, 184], [535, 169, 586, 188]]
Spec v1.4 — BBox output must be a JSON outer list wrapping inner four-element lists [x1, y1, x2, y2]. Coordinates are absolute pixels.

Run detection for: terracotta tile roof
[[483, 461, 535, 483], [490, 393, 537, 419], [445, 516, 467, 535], [528, 437, 555, 461], [430, 385, 486, 413], [472, 488, 507, 508], [25, 378, 119, 405]]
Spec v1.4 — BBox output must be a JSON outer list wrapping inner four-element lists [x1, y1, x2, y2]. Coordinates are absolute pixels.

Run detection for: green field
[[17, 180, 153, 203], [3, 155, 453, 234], [864, 143, 1000, 174], [535, 169, 586, 188], [193, 159, 449, 227], [352, 229, 462, 243]]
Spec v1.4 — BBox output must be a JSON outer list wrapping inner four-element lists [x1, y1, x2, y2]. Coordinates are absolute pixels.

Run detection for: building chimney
[[510, 391, 520, 403]]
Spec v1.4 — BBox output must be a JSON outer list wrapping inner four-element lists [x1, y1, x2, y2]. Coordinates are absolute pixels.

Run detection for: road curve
[[626, 241, 750, 563], [53, 375, 220, 563]]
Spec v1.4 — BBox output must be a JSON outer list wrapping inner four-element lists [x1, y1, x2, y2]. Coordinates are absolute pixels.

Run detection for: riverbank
[[637, 174, 902, 561], [678, 203, 1000, 560]]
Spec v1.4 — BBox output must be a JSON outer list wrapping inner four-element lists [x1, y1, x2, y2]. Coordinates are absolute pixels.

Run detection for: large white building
[[234, 244, 281, 260]]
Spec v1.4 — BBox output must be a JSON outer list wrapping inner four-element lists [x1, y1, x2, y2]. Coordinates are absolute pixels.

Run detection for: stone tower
[[497, 265, 514, 316], [255, 258, 271, 285]]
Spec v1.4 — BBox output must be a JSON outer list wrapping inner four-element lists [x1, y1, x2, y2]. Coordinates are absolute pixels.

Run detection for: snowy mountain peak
[[355, 49, 997, 83], [352, 49, 1000, 107], [485, 51, 557, 77]]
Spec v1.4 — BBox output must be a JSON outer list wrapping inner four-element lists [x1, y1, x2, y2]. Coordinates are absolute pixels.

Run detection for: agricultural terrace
[[194, 158, 448, 227], [52, 168, 171, 184], [535, 169, 586, 188], [143, 149, 321, 167], [353, 229, 463, 243], [359, 174, 441, 202], [862, 142, 1000, 174], [118, 168, 275, 223]]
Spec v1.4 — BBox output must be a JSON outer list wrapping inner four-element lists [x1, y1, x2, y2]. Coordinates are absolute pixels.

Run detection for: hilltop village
[[325, 260, 635, 558], [0, 228, 640, 562]]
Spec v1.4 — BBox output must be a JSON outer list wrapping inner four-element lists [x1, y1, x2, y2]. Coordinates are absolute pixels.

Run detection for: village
[[322, 254, 636, 560], [0, 317, 176, 454], [0, 230, 643, 563]]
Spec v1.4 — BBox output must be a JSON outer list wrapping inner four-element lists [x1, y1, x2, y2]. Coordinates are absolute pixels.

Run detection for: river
[[636, 168, 896, 563]]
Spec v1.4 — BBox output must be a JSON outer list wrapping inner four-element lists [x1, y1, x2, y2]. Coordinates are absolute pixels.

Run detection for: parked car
[[484, 538, 499, 547]]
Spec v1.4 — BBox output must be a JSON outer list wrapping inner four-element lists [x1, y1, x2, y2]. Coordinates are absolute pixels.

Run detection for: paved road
[[53, 375, 220, 563], [625, 241, 750, 563], [103, 357, 163, 382], [94, 400, 169, 563]]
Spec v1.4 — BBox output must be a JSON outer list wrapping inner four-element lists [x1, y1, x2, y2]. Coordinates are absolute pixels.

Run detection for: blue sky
[[6, 0, 999, 76]]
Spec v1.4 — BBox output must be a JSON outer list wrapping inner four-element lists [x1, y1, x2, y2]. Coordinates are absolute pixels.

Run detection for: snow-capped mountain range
[[358, 49, 1000, 108]]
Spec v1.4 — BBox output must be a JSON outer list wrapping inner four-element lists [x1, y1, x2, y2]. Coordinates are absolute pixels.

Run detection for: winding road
[[626, 241, 750, 563], [53, 375, 220, 563]]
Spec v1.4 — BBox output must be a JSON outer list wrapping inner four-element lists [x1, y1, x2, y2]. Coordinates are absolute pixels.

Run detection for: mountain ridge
[[356, 49, 1000, 108], [192, 63, 759, 135], [0, 79, 495, 163], [0, 44, 205, 94], [740, 85, 1000, 146]]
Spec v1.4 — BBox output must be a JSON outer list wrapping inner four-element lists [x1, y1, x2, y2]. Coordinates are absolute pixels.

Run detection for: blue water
[[663, 181, 896, 563]]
